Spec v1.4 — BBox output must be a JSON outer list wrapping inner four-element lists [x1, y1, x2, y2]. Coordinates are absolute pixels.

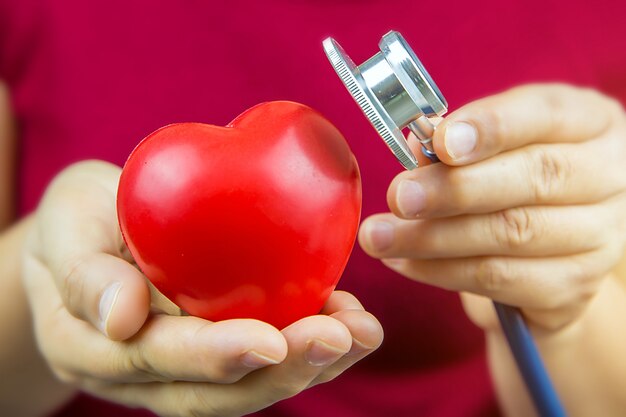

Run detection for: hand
[[22, 161, 383, 417], [359, 84, 626, 332]]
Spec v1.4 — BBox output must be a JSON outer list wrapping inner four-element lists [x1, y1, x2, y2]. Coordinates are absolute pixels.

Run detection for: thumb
[[58, 253, 150, 340], [35, 161, 151, 340]]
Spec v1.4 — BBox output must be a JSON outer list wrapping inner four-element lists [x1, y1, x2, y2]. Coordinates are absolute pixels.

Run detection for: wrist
[[0, 215, 76, 416]]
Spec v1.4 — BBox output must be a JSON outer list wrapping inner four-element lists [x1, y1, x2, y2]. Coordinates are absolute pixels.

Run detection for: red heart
[[117, 101, 361, 329]]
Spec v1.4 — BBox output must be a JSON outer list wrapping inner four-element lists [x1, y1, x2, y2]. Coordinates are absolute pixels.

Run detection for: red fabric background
[[1, 1, 624, 416]]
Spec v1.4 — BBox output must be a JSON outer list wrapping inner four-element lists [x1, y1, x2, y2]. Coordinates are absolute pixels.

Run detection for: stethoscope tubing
[[493, 302, 567, 417]]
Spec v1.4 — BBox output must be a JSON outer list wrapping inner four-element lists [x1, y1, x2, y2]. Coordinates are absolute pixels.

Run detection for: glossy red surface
[[117, 101, 362, 328]]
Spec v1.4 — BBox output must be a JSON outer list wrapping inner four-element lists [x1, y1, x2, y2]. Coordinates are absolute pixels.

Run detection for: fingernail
[[445, 122, 477, 159], [365, 221, 394, 252], [241, 350, 281, 368], [396, 180, 427, 217], [305, 339, 347, 367], [99, 281, 121, 336], [347, 338, 374, 356]]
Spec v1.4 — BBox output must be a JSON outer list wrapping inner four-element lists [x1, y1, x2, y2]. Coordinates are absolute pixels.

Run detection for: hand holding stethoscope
[[325, 32, 626, 417]]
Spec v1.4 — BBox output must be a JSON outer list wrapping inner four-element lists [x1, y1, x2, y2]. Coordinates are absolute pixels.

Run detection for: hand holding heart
[[21, 128, 382, 416], [21, 85, 626, 415]]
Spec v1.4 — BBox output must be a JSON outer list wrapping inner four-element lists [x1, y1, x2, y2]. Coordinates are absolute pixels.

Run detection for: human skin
[[0, 83, 15, 230], [0, 82, 384, 416], [1, 83, 625, 417], [359, 84, 626, 416]]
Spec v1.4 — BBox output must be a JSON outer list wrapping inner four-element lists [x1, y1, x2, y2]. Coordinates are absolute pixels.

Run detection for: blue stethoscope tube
[[493, 302, 567, 417]]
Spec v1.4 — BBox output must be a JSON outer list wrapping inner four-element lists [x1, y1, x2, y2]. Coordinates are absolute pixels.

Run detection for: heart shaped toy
[[117, 101, 362, 328]]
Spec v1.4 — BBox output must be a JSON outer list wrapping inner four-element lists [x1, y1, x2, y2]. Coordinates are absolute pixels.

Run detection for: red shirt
[[1, 1, 624, 416]]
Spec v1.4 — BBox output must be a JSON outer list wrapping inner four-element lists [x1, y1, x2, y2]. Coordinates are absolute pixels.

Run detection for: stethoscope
[[323, 31, 567, 417]]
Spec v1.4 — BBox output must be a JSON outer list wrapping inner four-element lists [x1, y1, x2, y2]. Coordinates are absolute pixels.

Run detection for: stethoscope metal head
[[323, 31, 448, 170]]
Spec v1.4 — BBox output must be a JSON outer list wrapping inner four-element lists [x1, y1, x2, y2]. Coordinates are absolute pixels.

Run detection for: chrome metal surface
[[323, 31, 447, 170]]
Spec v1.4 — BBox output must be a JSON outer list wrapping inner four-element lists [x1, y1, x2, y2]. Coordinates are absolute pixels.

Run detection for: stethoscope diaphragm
[[323, 31, 447, 169]]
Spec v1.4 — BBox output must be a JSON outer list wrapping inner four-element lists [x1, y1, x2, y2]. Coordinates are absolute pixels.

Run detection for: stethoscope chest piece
[[323, 31, 448, 169]]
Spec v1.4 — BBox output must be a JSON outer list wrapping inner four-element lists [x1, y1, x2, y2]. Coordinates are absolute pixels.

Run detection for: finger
[[242, 315, 352, 402], [460, 292, 500, 332], [359, 204, 610, 259], [308, 309, 383, 388], [60, 253, 149, 340], [311, 292, 382, 387], [387, 137, 626, 219], [59, 315, 288, 384], [381, 243, 623, 311], [123, 316, 288, 383], [319, 290, 364, 315], [431, 84, 622, 165], [25, 254, 289, 384], [34, 161, 150, 340], [96, 315, 353, 417]]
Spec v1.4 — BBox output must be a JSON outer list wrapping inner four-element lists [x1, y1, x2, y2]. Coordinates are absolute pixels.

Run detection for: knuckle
[[492, 208, 538, 249], [528, 147, 572, 202], [542, 87, 568, 134], [125, 344, 164, 381], [474, 258, 514, 293], [542, 257, 602, 311]]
